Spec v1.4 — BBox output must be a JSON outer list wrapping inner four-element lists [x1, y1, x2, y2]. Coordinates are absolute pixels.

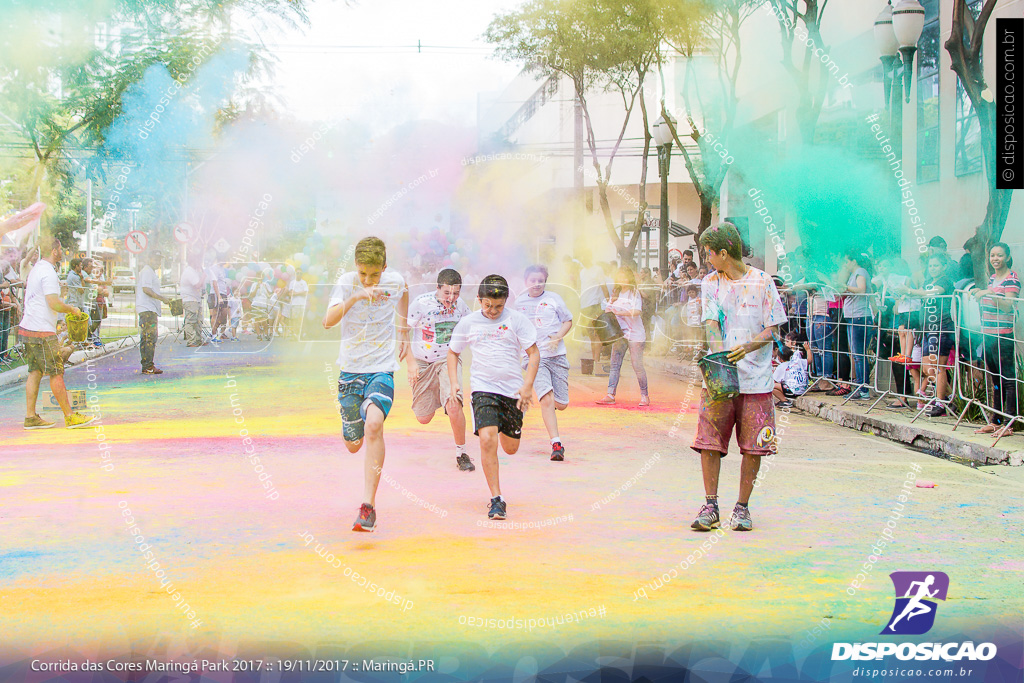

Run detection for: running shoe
[[595, 395, 616, 405], [888, 353, 909, 363], [24, 414, 56, 430], [776, 400, 794, 409], [729, 504, 753, 531], [93, 341, 104, 348], [457, 453, 476, 471], [826, 385, 851, 396], [65, 412, 96, 429], [487, 496, 507, 520], [690, 503, 720, 531], [550, 442, 565, 461], [852, 390, 871, 401], [927, 404, 947, 417], [352, 503, 376, 532], [141, 367, 164, 375]]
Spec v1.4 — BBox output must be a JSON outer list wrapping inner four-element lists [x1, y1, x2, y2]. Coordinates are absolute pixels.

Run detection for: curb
[[793, 395, 1022, 467], [649, 356, 1022, 467]]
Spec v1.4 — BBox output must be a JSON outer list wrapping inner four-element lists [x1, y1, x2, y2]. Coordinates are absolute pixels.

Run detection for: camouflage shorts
[[22, 333, 64, 376]]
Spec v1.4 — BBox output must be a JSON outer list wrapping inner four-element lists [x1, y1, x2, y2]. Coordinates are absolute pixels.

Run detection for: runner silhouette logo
[[881, 571, 949, 635]]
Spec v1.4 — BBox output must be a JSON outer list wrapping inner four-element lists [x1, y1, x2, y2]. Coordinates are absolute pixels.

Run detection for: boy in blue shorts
[[323, 236, 409, 532], [447, 275, 540, 520]]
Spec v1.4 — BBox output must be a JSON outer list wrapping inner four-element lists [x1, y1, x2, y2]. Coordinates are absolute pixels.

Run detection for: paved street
[[1, 335, 1021, 672]]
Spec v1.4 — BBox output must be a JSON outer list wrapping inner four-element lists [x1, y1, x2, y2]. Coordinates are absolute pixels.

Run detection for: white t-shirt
[[136, 265, 162, 314], [180, 266, 203, 303], [514, 290, 572, 358], [251, 280, 274, 309], [327, 269, 407, 373], [686, 298, 701, 326], [408, 291, 471, 363], [883, 274, 922, 314], [579, 266, 608, 308], [701, 267, 787, 394], [20, 259, 61, 333], [449, 308, 538, 398], [604, 289, 645, 342], [228, 296, 241, 320], [843, 267, 872, 319], [289, 279, 309, 308], [773, 352, 809, 394]]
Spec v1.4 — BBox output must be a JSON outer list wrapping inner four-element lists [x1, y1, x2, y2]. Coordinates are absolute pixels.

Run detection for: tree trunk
[[695, 199, 714, 263]]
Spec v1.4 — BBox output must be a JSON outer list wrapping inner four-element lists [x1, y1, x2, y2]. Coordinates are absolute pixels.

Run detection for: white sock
[[455, 444, 467, 456], [551, 436, 562, 445]]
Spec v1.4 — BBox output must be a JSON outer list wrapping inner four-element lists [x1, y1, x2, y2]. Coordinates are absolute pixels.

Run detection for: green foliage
[[0, 0, 308, 235]]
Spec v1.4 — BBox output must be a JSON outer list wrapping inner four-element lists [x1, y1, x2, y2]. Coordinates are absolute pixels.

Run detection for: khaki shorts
[[411, 357, 463, 419]]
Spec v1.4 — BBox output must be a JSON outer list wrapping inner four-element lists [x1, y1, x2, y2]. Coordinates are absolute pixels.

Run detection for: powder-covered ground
[[1, 334, 1021, 669]]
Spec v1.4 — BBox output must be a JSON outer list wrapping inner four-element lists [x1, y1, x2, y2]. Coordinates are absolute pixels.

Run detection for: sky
[[245, 0, 527, 128]]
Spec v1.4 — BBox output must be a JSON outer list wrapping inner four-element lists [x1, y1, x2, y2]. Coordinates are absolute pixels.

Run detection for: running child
[[407, 268, 474, 471], [323, 237, 409, 532], [691, 222, 787, 532], [447, 274, 539, 520], [513, 264, 573, 461]]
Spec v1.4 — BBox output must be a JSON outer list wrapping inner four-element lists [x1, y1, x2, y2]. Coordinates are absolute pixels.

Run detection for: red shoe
[[888, 354, 909, 363]]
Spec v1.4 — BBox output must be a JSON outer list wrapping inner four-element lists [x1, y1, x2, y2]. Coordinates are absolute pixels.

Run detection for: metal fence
[[951, 288, 1023, 446]]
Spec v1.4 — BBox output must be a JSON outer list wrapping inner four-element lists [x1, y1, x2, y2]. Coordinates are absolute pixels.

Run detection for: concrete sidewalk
[[649, 355, 1024, 467]]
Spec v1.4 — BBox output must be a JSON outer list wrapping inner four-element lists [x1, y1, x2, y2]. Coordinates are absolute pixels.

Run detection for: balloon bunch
[[401, 225, 477, 270]]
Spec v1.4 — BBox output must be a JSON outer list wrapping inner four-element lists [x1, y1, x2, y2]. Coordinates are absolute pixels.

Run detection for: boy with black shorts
[[514, 264, 573, 461], [323, 237, 409, 532], [447, 274, 539, 520], [691, 222, 786, 532], [407, 268, 474, 471]]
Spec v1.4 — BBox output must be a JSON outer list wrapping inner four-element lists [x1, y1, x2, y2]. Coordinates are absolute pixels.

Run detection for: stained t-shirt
[[408, 291, 471, 363]]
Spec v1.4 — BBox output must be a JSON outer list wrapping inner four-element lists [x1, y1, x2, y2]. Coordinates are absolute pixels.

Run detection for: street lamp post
[[652, 112, 676, 280], [874, 0, 925, 161]]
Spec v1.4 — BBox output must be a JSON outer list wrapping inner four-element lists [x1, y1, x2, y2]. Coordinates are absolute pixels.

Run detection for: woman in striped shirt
[[972, 243, 1020, 436]]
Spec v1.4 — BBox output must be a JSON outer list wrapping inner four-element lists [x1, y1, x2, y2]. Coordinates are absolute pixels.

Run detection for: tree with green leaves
[[0, 0, 308, 243], [659, 0, 761, 250], [487, 0, 681, 264]]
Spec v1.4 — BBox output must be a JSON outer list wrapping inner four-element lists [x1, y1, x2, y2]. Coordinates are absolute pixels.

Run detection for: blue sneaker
[[487, 497, 507, 520]]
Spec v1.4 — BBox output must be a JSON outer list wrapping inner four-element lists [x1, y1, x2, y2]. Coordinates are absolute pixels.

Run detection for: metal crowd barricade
[[868, 286, 959, 421], [832, 291, 882, 406], [951, 288, 1023, 447], [0, 284, 25, 369]]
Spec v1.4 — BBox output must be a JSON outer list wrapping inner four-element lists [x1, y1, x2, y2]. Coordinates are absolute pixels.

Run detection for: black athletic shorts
[[471, 391, 523, 439]]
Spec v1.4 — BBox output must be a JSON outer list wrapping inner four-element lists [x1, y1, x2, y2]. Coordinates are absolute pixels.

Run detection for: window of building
[[916, 0, 940, 183], [954, 0, 984, 176]]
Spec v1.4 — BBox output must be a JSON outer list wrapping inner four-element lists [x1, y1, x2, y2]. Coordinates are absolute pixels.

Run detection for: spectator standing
[[973, 243, 1020, 437], [179, 251, 205, 347], [137, 250, 172, 375], [837, 251, 874, 400]]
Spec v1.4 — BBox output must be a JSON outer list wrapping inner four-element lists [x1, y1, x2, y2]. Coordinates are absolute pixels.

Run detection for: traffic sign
[[174, 223, 195, 244], [125, 230, 148, 254]]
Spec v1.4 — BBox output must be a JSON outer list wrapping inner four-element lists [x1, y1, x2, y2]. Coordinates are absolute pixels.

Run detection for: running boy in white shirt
[[407, 268, 474, 471], [447, 275, 540, 520], [514, 264, 573, 461], [323, 237, 409, 532]]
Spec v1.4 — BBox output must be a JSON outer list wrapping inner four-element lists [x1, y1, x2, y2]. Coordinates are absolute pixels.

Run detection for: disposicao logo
[[832, 572, 997, 662], [882, 571, 948, 635]]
